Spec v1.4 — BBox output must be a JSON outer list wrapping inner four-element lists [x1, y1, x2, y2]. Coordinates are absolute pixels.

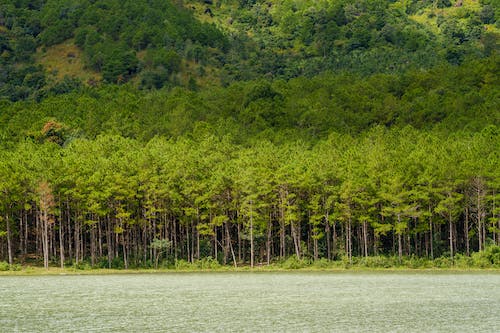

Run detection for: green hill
[[1, 0, 498, 101]]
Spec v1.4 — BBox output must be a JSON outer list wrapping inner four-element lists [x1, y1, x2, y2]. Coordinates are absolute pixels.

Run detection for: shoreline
[[2, 266, 499, 276]]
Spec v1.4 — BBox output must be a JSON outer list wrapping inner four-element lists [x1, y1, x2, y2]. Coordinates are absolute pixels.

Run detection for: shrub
[[433, 256, 453, 268], [0, 261, 10, 271], [311, 258, 331, 269], [358, 256, 395, 268], [406, 256, 432, 269], [281, 256, 307, 269], [453, 253, 473, 268], [196, 257, 221, 269], [175, 259, 192, 270], [470, 245, 500, 268]]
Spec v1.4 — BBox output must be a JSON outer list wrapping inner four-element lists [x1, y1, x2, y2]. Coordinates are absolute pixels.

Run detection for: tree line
[[1, 126, 498, 268]]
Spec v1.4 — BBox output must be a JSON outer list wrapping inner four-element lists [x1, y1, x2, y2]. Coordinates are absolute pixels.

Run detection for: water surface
[[1, 272, 499, 332]]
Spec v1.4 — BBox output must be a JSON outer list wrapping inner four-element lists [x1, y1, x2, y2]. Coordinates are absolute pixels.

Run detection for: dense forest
[[0, 0, 499, 269]]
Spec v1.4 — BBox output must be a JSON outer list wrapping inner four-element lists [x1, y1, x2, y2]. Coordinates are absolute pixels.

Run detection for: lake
[[1, 272, 499, 332]]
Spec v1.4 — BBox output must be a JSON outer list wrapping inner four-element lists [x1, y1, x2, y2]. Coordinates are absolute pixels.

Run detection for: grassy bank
[[2, 250, 500, 275]]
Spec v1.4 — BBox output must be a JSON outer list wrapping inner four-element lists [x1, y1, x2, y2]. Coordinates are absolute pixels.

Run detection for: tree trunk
[[449, 215, 454, 262], [397, 213, 402, 263], [346, 217, 352, 263], [226, 221, 237, 268], [59, 215, 64, 269], [42, 209, 49, 269], [6, 214, 13, 266], [250, 201, 254, 268], [266, 213, 272, 265], [123, 232, 128, 269], [332, 220, 337, 259], [465, 207, 470, 256], [291, 222, 301, 260], [325, 212, 331, 260], [398, 233, 402, 264], [363, 220, 368, 258], [429, 207, 434, 260]]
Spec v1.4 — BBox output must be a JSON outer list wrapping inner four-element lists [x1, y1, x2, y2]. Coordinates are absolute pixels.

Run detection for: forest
[[0, 0, 499, 269]]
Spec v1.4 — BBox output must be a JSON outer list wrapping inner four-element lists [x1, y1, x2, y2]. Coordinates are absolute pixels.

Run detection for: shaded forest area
[[0, 0, 499, 269]]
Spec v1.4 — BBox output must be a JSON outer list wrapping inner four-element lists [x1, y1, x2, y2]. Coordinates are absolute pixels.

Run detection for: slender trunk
[[266, 212, 272, 265], [477, 188, 483, 252], [59, 215, 64, 269], [280, 204, 285, 259], [42, 209, 49, 269], [465, 206, 470, 256], [186, 222, 191, 263], [123, 232, 128, 269], [347, 216, 352, 263], [66, 202, 72, 263], [398, 233, 402, 264], [250, 201, 254, 268], [107, 216, 112, 268], [24, 209, 28, 256], [237, 220, 241, 262], [363, 220, 368, 258], [98, 219, 103, 258], [90, 223, 96, 267], [429, 206, 434, 260], [226, 221, 237, 268], [325, 212, 331, 260], [6, 214, 13, 266], [75, 219, 80, 264], [214, 226, 218, 261], [449, 214, 453, 262], [191, 220, 195, 263], [332, 220, 337, 259], [291, 222, 301, 260], [397, 213, 402, 263]]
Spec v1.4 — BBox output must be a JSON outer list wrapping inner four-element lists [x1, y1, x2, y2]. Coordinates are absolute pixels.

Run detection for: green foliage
[[0, 261, 10, 271], [1, 0, 498, 101], [174, 257, 221, 270], [471, 245, 500, 267], [281, 256, 308, 269]]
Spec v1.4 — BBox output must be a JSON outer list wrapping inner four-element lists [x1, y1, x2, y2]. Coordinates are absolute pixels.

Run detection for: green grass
[[36, 39, 101, 83], [2, 253, 499, 276]]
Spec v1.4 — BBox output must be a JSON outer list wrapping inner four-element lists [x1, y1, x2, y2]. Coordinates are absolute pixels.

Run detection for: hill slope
[[1, 0, 498, 101]]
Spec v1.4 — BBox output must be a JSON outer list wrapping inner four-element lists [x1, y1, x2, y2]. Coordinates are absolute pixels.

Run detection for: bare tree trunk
[[325, 212, 331, 260], [59, 215, 64, 268], [123, 232, 128, 269], [429, 206, 434, 259], [291, 222, 301, 260], [24, 209, 28, 256], [397, 213, 402, 264], [347, 217, 352, 263], [363, 220, 368, 258], [266, 213, 272, 265], [237, 220, 241, 262], [250, 201, 254, 268], [6, 214, 13, 266], [465, 207, 470, 256], [449, 216, 454, 262], [75, 219, 80, 264], [90, 224, 96, 267], [226, 221, 237, 268], [279, 205, 285, 259], [42, 209, 49, 269], [333, 220, 337, 259]]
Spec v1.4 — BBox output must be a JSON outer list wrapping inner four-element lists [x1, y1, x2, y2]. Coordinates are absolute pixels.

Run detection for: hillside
[[1, 0, 498, 101]]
